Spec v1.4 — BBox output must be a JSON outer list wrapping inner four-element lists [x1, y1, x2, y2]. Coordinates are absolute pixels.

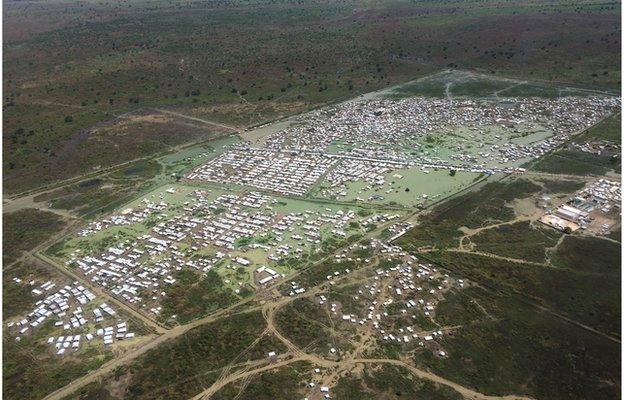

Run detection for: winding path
[[190, 353, 535, 400]]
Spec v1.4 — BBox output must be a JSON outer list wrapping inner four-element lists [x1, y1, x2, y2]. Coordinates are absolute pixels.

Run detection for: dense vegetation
[[121, 311, 283, 399], [471, 220, 560, 262], [538, 179, 586, 193], [424, 240, 621, 337], [397, 178, 542, 249], [334, 365, 464, 400], [4, 332, 112, 400], [550, 235, 621, 275], [32, 160, 162, 218], [427, 287, 620, 400], [274, 298, 345, 353], [3, 209, 66, 264], [211, 362, 312, 400]]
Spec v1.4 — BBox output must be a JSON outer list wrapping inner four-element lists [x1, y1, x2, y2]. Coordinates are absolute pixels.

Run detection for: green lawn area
[[317, 166, 482, 208]]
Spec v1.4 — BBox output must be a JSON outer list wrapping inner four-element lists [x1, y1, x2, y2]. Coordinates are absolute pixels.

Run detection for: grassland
[[550, 235, 621, 275], [386, 69, 617, 100], [531, 149, 618, 175], [316, 166, 482, 208], [33, 168, 159, 219], [4, 107, 229, 194], [537, 178, 586, 194], [471, 220, 561, 262], [4, 0, 621, 194]]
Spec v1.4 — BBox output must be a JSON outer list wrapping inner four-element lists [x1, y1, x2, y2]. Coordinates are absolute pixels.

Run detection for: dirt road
[[190, 353, 535, 400], [154, 108, 243, 133]]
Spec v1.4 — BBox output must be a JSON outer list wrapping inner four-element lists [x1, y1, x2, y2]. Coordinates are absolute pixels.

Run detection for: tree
[[64, 116, 73, 123], [449, 169, 456, 177]]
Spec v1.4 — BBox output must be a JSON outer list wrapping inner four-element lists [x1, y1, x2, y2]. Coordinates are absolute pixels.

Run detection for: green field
[[316, 166, 482, 208]]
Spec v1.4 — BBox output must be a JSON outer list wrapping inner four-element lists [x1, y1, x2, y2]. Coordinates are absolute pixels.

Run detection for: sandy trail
[[190, 352, 536, 400], [154, 108, 242, 133], [445, 248, 550, 267]]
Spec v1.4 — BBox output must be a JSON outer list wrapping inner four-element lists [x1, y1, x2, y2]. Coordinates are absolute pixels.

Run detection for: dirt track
[[191, 354, 535, 400], [154, 108, 243, 133]]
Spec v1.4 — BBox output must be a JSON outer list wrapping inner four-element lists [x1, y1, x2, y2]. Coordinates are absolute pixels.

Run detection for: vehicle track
[[154, 108, 243, 133], [190, 352, 536, 400]]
